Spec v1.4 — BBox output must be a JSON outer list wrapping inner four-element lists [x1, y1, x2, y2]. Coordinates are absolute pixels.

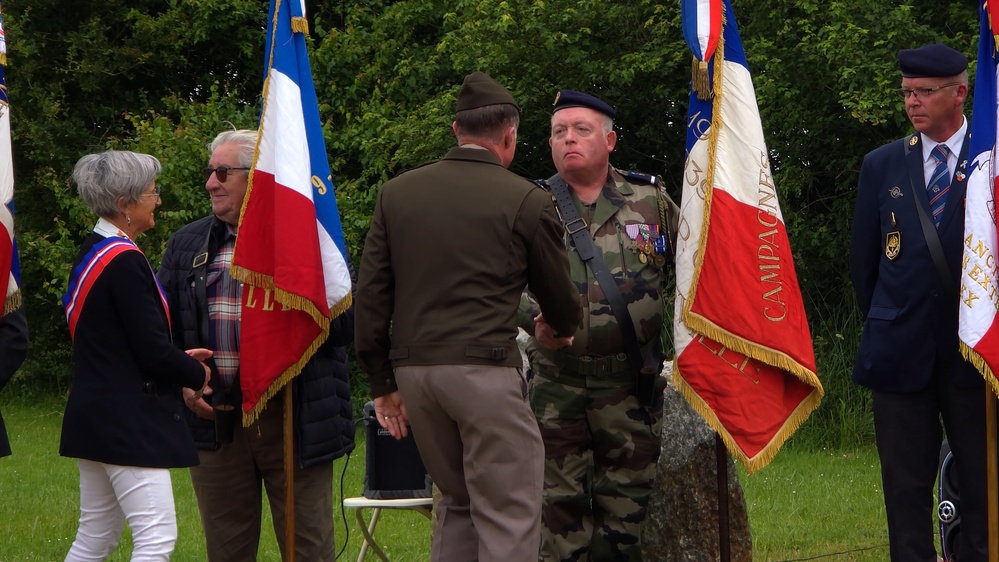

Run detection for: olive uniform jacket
[[850, 131, 982, 392], [355, 146, 581, 396]]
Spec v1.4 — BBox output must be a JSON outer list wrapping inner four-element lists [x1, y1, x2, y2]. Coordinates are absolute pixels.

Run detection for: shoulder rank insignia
[[623, 170, 658, 186], [885, 231, 901, 261]]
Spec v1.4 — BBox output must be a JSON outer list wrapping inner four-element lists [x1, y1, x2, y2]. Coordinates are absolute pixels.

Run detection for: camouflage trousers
[[527, 348, 666, 562]]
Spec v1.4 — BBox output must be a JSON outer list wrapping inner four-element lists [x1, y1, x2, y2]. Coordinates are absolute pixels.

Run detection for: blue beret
[[898, 44, 968, 78], [552, 89, 616, 119]]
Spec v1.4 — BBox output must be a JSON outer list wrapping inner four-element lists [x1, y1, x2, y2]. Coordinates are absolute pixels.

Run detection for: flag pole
[[715, 434, 731, 562], [285, 386, 296, 562], [988, 389, 997, 562]]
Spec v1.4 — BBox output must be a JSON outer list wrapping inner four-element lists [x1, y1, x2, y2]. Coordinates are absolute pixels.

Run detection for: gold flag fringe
[[683, 25, 725, 314], [230, 262, 353, 427], [291, 16, 309, 35], [0, 53, 6, 66], [229, 266, 345, 330], [241, 326, 322, 426], [672, 363, 822, 474], [960, 342, 999, 400], [685, 310, 823, 392], [3, 289, 21, 316], [677, 9, 823, 473], [692, 57, 712, 101]]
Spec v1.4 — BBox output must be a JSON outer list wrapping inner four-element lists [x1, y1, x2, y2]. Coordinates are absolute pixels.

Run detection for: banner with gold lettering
[[959, 1, 999, 395], [231, 0, 352, 422], [675, 0, 822, 473]]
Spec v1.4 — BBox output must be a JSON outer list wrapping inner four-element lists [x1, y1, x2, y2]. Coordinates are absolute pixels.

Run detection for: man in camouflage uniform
[[520, 90, 676, 561]]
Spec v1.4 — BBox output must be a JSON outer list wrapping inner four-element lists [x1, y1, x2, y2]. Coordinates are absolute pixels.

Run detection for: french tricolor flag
[[232, 0, 353, 421], [0, 1, 21, 318], [959, 1, 999, 396], [674, 0, 821, 473]]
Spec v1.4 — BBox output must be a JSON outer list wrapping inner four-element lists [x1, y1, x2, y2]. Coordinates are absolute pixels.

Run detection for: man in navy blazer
[[850, 43, 987, 561]]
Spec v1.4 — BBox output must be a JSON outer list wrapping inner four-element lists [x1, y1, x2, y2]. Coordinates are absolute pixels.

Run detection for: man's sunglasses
[[202, 165, 251, 182]]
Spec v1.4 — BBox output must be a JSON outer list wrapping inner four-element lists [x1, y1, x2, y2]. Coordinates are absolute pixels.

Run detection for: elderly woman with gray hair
[[60, 150, 212, 561]]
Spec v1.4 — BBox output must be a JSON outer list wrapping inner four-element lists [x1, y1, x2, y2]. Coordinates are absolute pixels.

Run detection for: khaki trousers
[[396, 364, 544, 562]]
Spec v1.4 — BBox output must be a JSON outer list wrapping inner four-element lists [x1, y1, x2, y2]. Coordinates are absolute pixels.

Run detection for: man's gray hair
[[73, 150, 161, 218], [209, 129, 258, 167]]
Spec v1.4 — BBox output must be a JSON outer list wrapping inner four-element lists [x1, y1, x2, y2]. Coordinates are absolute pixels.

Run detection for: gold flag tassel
[[291, 16, 309, 35], [692, 57, 712, 100]]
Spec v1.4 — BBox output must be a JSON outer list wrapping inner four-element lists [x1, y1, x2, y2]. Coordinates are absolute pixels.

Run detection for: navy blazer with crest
[[850, 128, 983, 392]]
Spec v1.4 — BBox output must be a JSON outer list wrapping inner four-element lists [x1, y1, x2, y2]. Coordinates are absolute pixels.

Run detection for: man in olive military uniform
[[356, 72, 581, 562], [520, 90, 676, 561]]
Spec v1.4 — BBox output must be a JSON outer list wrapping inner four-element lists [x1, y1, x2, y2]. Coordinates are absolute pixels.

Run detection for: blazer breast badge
[[885, 231, 901, 261]]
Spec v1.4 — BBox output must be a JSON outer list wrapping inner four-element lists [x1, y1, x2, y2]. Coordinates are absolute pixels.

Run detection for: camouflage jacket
[[520, 167, 676, 358]]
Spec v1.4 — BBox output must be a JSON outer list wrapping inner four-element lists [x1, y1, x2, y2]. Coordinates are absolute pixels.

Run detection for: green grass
[[1, 394, 946, 561], [0, 394, 429, 561], [741, 447, 890, 561]]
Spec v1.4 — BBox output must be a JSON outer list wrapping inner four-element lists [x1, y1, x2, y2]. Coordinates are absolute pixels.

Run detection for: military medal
[[885, 231, 901, 261], [625, 223, 666, 264]]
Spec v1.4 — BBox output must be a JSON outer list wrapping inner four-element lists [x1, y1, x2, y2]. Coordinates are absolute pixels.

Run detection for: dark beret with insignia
[[456, 71, 520, 113], [552, 89, 616, 119], [898, 43, 968, 78]]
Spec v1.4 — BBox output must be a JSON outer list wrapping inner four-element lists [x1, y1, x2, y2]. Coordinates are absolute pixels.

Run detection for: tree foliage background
[[2, 0, 979, 444]]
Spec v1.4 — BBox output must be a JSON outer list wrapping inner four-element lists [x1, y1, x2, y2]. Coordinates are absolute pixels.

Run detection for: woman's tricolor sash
[[62, 237, 170, 340]]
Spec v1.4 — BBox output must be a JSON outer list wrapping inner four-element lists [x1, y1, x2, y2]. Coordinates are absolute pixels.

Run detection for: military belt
[[541, 340, 658, 378]]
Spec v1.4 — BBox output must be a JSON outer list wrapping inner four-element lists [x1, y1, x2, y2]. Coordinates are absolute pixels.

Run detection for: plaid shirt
[[204, 234, 241, 392]]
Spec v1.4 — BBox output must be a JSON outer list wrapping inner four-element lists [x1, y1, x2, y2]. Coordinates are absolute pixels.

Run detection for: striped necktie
[[927, 144, 951, 229]]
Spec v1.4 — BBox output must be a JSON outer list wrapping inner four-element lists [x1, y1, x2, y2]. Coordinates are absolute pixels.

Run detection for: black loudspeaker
[[938, 441, 961, 562], [362, 401, 432, 499]]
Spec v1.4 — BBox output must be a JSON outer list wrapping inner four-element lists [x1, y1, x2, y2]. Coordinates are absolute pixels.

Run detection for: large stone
[[642, 376, 753, 561]]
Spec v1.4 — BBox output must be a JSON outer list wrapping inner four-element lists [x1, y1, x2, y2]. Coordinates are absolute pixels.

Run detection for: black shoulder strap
[[544, 174, 654, 404], [908, 178, 954, 294], [904, 142, 955, 295]]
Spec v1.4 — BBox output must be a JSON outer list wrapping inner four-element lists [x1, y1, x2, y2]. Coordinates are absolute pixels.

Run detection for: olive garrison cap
[[552, 89, 616, 119], [898, 43, 968, 78], [455, 72, 520, 113]]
